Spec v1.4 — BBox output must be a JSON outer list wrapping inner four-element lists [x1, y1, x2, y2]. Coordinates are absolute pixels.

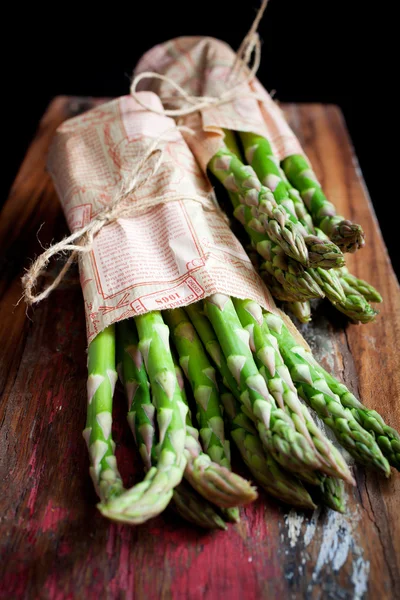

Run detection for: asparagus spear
[[315, 475, 346, 514], [172, 480, 227, 530], [84, 325, 124, 504], [99, 312, 188, 523], [204, 294, 325, 475], [164, 308, 231, 468], [185, 303, 243, 401], [263, 311, 391, 476], [290, 346, 400, 470], [220, 385, 316, 509], [117, 319, 155, 470], [260, 268, 311, 303], [174, 357, 257, 510], [312, 230, 378, 323], [209, 147, 309, 266], [183, 413, 258, 509], [257, 263, 313, 324], [239, 132, 344, 269], [336, 267, 382, 303], [257, 238, 324, 301], [281, 154, 365, 253], [172, 351, 245, 522], [116, 319, 227, 529], [232, 298, 354, 484]]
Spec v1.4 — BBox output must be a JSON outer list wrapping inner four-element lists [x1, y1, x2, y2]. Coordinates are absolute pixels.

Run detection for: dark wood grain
[[0, 98, 398, 600]]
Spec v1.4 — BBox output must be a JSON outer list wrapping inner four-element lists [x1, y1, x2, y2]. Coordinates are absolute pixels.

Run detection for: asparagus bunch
[[209, 136, 345, 271], [281, 180, 382, 306], [263, 310, 396, 474], [97, 312, 188, 524], [287, 344, 400, 470], [112, 316, 258, 528], [186, 302, 318, 508], [227, 130, 381, 323], [232, 297, 353, 484], [117, 319, 226, 529], [186, 300, 354, 512], [186, 301, 349, 510], [85, 289, 397, 526], [187, 296, 399, 478]]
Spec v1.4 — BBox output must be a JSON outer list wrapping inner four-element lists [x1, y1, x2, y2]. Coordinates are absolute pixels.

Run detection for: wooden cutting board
[[0, 97, 399, 600]]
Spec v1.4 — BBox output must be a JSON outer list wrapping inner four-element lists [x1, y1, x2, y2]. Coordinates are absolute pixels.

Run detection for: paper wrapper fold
[[47, 91, 275, 343], [134, 36, 305, 171]]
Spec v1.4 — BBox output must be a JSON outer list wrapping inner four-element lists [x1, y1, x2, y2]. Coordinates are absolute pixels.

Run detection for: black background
[[3, 0, 398, 277]]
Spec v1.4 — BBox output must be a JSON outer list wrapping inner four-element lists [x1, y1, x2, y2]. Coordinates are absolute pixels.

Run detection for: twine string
[[130, 0, 269, 116], [22, 125, 208, 304], [22, 0, 270, 305]]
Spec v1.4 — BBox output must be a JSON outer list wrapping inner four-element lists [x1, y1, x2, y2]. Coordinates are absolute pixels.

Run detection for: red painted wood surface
[[0, 97, 399, 599]]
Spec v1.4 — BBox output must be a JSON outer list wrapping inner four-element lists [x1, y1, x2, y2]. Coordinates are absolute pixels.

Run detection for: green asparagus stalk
[[239, 132, 344, 269], [99, 312, 188, 523], [260, 268, 310, 303], [204, 294, 325, 475], [333, 283, 378, 323], [257, 237, 324, 301], [285, 183, 316, 234], [281, 154, 365, 253], [280, 182, 381, 305], [169, 346, 244, 523], [164, 308, 231, 468], [116, 319, 227, 529], [290, 346, 400, 470], [226, 187, 324, 301], [84, 325, 124, 504], [288, 192, 379, 319], [336, 267, 382, 303], [209, 147, 309, 266], [185, 303, 243, 402], [174, 358, 258, 510], [232, 298, 354, 484], [315, 475, 346, 513], [263, 310, 391, 476], [183, 416, 258, 509], [117, 319, 155, 470], [220, 385, 316, 509]]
